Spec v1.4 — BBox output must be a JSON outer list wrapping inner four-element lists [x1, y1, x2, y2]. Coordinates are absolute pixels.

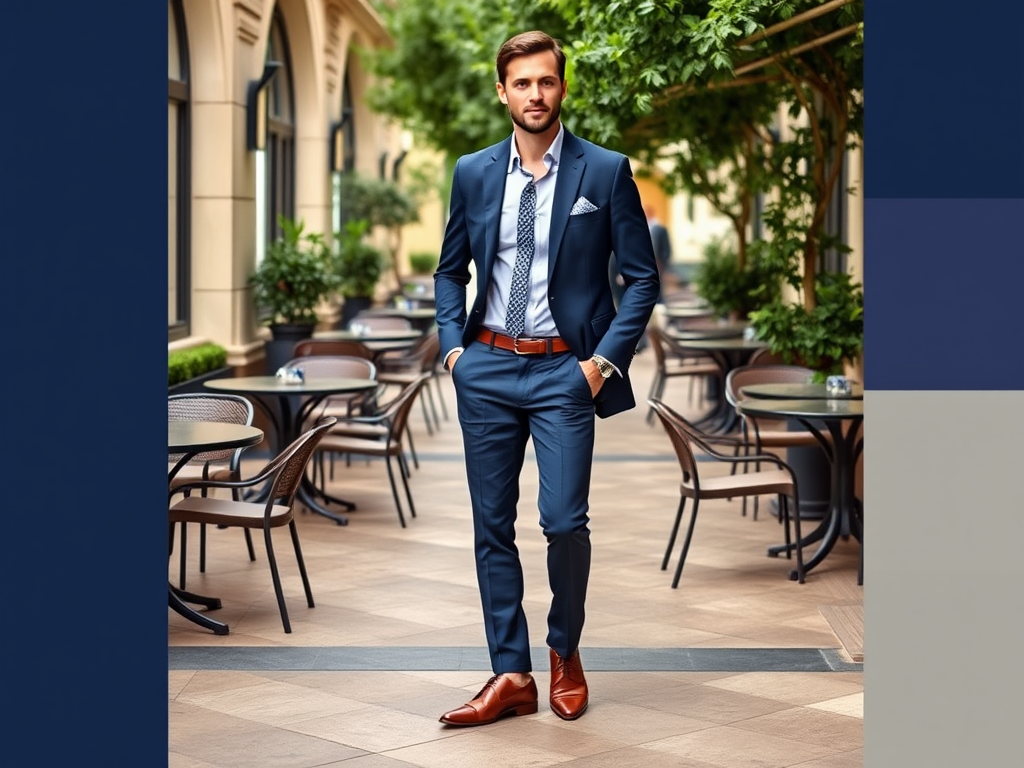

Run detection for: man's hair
[[496, 30, 566, 85]]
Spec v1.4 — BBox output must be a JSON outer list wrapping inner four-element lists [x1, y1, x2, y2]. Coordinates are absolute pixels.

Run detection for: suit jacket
[[434, 129, 661, 418]]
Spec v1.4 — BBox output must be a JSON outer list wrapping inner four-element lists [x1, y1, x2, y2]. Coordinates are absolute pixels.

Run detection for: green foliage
[[694, 236, 780, 318], [408, 251, 438, 275], [748, 272, 864, 380], [338, 173, 419, 230], [334, 220, 385, 298], [362, 0, 571, 159], [168, 343, 228, 387], [249, 216, 337, 326]]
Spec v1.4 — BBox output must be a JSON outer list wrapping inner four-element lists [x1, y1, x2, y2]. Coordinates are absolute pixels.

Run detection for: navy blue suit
[[435, 129, 659, 673]]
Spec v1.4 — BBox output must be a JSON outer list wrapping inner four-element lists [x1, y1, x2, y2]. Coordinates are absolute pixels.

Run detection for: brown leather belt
[[476, 329, 572, 355]]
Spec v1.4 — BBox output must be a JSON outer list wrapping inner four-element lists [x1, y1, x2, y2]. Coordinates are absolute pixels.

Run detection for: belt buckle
[[513, 337, 526, 355]]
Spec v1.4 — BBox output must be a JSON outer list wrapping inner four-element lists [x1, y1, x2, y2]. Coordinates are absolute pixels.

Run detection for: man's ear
[[496, 82, 508, 105]]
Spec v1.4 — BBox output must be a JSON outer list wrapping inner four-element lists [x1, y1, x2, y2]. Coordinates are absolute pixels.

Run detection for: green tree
[[363, 0, 569, 161], [364, 0, 864, 371]]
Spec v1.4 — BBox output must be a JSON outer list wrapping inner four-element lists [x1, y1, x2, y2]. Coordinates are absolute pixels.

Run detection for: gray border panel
[[866, 391, 1024, 766]]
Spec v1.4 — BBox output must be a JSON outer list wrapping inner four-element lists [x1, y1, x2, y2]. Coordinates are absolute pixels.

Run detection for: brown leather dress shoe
[[549, 648, 589, 720], [439, 674, 538, 726]]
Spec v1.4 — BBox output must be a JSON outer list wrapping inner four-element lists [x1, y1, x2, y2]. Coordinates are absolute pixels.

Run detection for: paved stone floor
[[169, 348, 862, 767]]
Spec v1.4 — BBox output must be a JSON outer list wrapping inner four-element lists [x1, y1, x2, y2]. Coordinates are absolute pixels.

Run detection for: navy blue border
[[6, 2, 167, 763], [866, 3, 1024, 768], [866, 1, 1024, 199], [864, 0, 1024, 390]]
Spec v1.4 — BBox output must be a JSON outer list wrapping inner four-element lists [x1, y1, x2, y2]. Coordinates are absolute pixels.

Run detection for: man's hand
[[580, 359, 604, 398], [447, 349, 463, 372]]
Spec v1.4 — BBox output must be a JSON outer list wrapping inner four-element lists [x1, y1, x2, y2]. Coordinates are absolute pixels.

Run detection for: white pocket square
[[570, 196, 599, 216]]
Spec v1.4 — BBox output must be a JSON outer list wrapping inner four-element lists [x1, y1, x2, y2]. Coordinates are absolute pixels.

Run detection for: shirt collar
[[507, 123, 564, 174]]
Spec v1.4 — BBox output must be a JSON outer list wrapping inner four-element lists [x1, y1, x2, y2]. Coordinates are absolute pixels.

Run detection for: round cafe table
[[313, 328, 423, 343], [674, 336, 768, 433], [740, 382, 864, 400], [357, 307, 437, 332], [204, 376, 378, 525], [736, 398, 864, 584], [168, 420, 264, 635], [313, 329, 423, 358]]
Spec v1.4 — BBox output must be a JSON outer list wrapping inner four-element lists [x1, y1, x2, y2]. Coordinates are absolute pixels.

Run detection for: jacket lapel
[[482, 137, 512, 274], [548, 130, 585, 277]]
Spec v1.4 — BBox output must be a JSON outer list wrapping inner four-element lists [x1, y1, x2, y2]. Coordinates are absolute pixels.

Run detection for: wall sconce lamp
[[391, 130, 413, 181], [378, 151, 389, 180], [246, 61, 281, 151], [330, 107, 353, 173]]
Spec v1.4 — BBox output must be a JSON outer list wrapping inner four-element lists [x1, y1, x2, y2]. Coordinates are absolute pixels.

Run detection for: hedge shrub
[[168, 343, 228, 386]]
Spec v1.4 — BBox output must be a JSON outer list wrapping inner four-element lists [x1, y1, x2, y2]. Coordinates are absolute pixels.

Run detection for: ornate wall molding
[[234, 0, 262, 46]]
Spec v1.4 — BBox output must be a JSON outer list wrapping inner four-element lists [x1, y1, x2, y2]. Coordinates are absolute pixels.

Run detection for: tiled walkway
[[169, 349, 863, 767]]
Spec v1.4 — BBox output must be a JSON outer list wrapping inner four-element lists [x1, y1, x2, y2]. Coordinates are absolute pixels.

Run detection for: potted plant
[[408, 251, 438, 276], [338, 172, 420, 288], [249, 215, 337, 370], [748, 271, 864, 382], [334, 218, 386, 327], [693, 235, 781, 320]]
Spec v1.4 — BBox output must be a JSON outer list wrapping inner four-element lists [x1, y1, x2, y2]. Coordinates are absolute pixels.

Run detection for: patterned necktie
[[505, 179, 536, 338]]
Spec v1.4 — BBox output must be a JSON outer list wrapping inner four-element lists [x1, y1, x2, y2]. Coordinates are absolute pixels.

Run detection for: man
[[645, 203, 674, 302], [434, 30, 660, 726]]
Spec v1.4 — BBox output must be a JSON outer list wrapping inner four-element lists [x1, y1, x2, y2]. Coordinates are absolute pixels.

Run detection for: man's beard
[[509, 100, 561, 134]]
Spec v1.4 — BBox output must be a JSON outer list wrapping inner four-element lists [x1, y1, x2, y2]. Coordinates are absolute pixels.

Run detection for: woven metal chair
[[645, 325, 724, 425], [648, 397, 805, 586], [724, 364, 825, 519], [168, 417, 337, 633], [168, 393, 256, 589], [312, 373, 430, 528]]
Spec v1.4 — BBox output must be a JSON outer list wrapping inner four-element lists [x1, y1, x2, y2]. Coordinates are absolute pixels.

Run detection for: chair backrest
[[647, 326, 671, 371], [406, 329, 441, 372], [285, 355, 376, 381], [349, 314, 413, 331], [647, 398, 702, 488], [647, 325, 703, 369], [263, 417, 337, 504], [420, 331, 441, 372], [292, 338, 375, 360], [747, 347, 787, 366], [381, 373, 431, 438], [724, 364, 816, 408], [168, 393, 254, 466]]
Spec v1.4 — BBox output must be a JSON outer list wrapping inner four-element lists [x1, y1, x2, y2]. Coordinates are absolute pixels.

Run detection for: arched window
[[332, 71, 357, 233], [260, 11, 295, 246], [168, 0, 190, 341]]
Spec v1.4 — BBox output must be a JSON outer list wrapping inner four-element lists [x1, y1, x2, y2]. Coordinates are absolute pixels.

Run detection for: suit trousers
[[452, 339, 596, 674]]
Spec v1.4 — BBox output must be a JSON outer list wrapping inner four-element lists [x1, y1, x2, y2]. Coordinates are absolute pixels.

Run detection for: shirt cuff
[[443, 347, 465, 370]]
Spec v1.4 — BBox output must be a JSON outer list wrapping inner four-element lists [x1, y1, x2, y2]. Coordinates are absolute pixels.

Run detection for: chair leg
[[179, 522, 188, 590], [397, 453, 417, 518], [262, 524, 292, 633], [243, 529, 256, 562], [780, 495, 792, 559], [434, 372, 449, 421], [671, 497, 700, 589], [288, 520, 315, 608], [646, 371, 664, 425], [405, 424, 419, 469], [424, 379, 441, 431], [662, 497, 686, 571], [384, 455, 407, 528], [791, 491, 805, 583], [199, 523, 207, 573]]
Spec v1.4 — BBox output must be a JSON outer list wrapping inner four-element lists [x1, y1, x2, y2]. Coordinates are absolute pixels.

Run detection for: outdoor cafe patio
[[168, 345, 863, 768]]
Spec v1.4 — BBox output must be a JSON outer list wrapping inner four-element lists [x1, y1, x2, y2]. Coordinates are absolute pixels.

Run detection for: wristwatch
[[592, 355, 615, 379]]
